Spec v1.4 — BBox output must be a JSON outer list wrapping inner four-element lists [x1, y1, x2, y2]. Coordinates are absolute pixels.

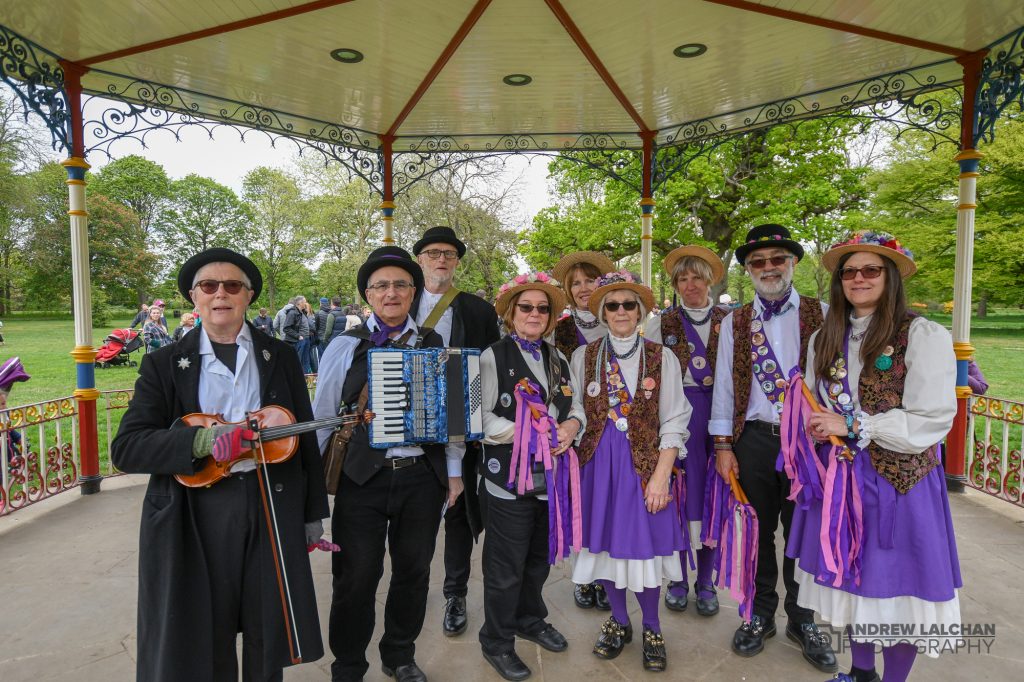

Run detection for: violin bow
[[251, 429, 303, 664]]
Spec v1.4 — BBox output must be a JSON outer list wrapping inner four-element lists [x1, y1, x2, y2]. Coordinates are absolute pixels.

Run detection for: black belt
[[746, 420, 781, 437], [385, 456, 422, 470]]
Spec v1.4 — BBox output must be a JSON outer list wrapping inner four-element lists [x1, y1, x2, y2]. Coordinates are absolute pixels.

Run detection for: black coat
[[111, 322, 330, 682], [413, 290, 501, 537]]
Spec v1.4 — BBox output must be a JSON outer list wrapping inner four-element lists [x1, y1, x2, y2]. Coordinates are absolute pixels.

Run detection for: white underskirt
[[572, 549, 683, 592], [688, 520, 702, 551], [795, 567, 961, 658]]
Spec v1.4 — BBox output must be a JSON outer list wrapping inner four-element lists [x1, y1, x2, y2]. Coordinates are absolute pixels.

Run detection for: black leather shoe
[[694, 583, 719, 616], [731, 615, 776, 657], [442, 596, 467, 637], [830, 673, 880, 682], [573, 583, 596, 609], [664, 581, 688, 612], [641, 627, 667, 672], [593, 582, 611, 611], [786, 622, 838, 673], [593, 616, 632, 660], [381, 662, 428, 682], [482, 650, 531, 681], [516, 624, 568, 652]]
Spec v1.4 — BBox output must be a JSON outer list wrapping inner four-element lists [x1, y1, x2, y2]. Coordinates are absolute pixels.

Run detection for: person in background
[[967, 359, 988, 395], [301, 299, 317, 373], [152, 299, 168, 328], [172, 312, 196, 342], [253, 307, 275, 337], [0, 356, 30, 484], [129, 303, 150, 329], [315, 296, 332, 357], [142, 306, 172, 351]]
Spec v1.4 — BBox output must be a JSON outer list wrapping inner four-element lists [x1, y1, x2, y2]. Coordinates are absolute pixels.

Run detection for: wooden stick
[[728, 470, 749, 505], [798, 379, 855, 461]]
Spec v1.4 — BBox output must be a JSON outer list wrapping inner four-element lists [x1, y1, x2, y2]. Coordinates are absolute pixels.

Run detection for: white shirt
[[415, 289, 454, 346], [197, 324, 261, 472], [644, 300, 714, 388], [709, 288, 828, 435], [312, 315, 465, 476]]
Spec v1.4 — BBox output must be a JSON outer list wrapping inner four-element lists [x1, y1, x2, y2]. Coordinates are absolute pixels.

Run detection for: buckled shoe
[[694, 583, 719, 616], [786, 622, 838, 672], [442, 596, 467, 637], [641, 627, 667, 672], [573, 583, 596, 609], [593, 582, 611, 611], [663, 581, 688, 612], [731, 615, 776, 657], [592, 616, 632, 660]]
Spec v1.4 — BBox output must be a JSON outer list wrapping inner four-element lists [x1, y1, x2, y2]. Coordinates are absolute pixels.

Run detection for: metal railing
[[966, 395, 1024, 507], [0, 396, 78, 516]]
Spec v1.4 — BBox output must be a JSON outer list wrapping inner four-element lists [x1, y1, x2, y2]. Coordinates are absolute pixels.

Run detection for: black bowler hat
[[734, 224, 805, 265], [412, 226, 466, 258], [356, 246, 425, 302], [177, 247, 262, 305]]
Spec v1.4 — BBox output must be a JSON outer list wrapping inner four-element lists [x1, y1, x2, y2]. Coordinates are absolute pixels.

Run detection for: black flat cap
[[177, 248, 262, 304], [412, 226, 466, 258], [357, 246, 424, 302]]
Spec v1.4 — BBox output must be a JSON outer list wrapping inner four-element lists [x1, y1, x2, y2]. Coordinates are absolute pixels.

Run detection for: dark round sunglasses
[[604, 300, 640, 312], [516, 303, 551, 315], [194, 279, 250, 295]]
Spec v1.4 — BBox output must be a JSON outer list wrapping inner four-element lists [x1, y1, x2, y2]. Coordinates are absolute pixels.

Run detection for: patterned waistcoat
[[858, 315, 938, 494], [660, 305, 729, 376], [731, 296, 824, 441], [554, 315, 582, 363], [577, 339, 663, 485]]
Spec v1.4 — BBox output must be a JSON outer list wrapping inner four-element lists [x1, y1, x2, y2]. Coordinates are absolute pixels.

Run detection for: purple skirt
[[682, 385, 713, 524], [580, 421, 686, 560], [787, 446, 962, 601]]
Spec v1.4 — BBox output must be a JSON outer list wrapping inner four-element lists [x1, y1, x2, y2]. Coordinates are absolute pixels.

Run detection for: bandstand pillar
[[60, 61, 101, 495], [640, 133, 655, 286], [944, 51, 987, 493], [380, 135, 395, 245]]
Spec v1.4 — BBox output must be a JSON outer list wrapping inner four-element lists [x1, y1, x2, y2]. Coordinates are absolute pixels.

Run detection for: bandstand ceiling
[[1, 0, 1023, 153]]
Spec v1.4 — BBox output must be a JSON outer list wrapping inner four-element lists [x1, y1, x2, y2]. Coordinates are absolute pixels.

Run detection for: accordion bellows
[[367, 347, 484, 448]]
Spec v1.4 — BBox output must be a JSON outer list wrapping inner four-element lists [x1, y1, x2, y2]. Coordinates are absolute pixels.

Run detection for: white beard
[[751, 270, 792, 298]]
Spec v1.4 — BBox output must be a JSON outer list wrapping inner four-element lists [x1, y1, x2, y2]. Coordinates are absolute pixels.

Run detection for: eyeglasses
[[516, 303, 551, 315], [194, 279, 250, 295], [422, 249, 459, 261], [604, 300, 640, 312], [746, 255, 793, 270], [839, 265, 885, 281], [366, 280, 414, 293]]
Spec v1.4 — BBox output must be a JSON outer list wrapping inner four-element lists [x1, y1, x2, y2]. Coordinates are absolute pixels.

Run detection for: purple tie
[[369, 315, 406, 347], [758, 287, 792, 321], [511, 334, 542, 361]]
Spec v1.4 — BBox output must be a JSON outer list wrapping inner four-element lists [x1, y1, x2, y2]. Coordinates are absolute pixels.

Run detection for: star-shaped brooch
[[177, 357, 191, 370]]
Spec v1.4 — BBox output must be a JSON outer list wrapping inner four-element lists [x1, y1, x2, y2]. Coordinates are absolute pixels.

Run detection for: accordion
[[367, 347, 484, 448]]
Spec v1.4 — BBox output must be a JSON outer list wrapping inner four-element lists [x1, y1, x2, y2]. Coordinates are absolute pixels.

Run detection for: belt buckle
[[770, 422, 780, 437]]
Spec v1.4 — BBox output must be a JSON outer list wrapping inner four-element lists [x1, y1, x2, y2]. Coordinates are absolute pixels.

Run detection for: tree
[[90, 155, 171, 238], [88, 195, 159, 306], [242, 167, 305, 309], [155, 174, 249, 262]]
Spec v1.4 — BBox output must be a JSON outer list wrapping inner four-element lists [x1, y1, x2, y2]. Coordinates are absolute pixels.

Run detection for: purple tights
[[847, 630, 917, 682], [669, 546, 715, 597], [599, 580, 662, 632]]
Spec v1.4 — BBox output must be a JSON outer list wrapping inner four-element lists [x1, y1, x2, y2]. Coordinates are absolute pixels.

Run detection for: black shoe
[[829, 674, 881, 682], [593, 616, 632, 660], [573, 583, 596, 609], [731, 615, 776, 657], [442, 596, 467, 637], [664, 581, 688, 612], [694, 583, 719, 617], [516, 624, 568, 652], [641, 627, 667, 672], [593, 582, 611, 611], [381, 662, 428, 682], [786, 622, 838, 673], [482, 650, 531, 681]]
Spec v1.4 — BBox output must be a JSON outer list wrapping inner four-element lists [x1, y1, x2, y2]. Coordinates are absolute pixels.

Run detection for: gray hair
[[596, 291, 647, 327], [671, 256, 714, 285]]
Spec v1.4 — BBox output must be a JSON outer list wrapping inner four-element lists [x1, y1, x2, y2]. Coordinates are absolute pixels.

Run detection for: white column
[[640, 198, 654, 285]]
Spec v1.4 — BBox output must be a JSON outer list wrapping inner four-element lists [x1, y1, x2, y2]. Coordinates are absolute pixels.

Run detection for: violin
[[174, 404, 373, 488]]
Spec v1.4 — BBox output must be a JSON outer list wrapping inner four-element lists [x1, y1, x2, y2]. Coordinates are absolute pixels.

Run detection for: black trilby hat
[[356, 246, 425, 302], [734, 224, 805, 265], [177, 247, 262, 305], [412, 226, 467, 258]]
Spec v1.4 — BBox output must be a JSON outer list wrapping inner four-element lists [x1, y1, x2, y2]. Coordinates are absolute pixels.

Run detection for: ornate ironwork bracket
[[976, 26, 1024, 145], [0, 25, 70, 153]]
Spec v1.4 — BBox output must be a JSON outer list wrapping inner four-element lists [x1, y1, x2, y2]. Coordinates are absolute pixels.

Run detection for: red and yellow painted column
[[380, 135, 395, 245], [61, 61, 101, 494]]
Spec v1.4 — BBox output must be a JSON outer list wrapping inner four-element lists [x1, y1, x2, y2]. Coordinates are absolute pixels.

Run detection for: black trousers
[[734, 421, 815, 625], [478, 494, 550, 655], [442, 491, 474, 598], [191, 472, 283, 682], [329, 460, 446, 682]]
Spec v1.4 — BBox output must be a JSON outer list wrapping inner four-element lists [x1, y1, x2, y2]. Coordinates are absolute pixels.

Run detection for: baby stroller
[[95, 328, 143, 368]]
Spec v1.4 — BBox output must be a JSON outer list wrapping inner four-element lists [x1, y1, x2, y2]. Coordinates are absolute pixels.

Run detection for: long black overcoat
[[111, 322, 330, 682]]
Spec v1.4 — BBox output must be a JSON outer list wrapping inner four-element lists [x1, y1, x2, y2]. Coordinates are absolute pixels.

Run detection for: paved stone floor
[[1, 474, 1022, 681]]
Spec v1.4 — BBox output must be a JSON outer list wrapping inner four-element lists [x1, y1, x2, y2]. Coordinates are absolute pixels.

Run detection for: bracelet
[[844, 413, 855, 440], [713, 435, 733, 444], [714, 442, 733, 451]]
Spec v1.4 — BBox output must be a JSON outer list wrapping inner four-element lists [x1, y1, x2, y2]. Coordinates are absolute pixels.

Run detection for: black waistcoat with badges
[[480, 336, 572, 497], [338, 325, 447, 487]]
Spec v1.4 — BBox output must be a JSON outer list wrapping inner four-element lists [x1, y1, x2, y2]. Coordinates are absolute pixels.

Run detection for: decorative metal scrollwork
[[976, 26, 1024, 145], [0, 24, 70, 153]]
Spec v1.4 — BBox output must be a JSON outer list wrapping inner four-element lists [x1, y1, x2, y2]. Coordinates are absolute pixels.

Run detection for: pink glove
[[307, 539, 341, 553], [211, 427, 258, 463]]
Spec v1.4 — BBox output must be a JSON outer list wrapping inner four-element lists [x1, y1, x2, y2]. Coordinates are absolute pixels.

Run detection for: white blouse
[[570, 331, 692, 455], [805, 314, 957, 454], [644, 301, 714, 388]]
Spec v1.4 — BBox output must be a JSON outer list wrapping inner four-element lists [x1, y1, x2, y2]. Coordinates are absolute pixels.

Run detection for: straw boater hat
[[662, 245, 726, 284], [495, 271, 566, 317], [551, 251, 615, 285], [822, 230, 917, 279], [587, 270, 655, 317]]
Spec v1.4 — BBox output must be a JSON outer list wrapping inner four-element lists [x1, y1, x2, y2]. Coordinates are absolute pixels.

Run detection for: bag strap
[[422, 287, 460, 330]]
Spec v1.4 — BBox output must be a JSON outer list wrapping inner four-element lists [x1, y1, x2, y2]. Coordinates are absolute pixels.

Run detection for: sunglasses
[[516, 303, 551, 315], [604, 300, 640, 312], [839, 265, 885, 281], [194, 279, 250, 295], [747, 255, 793, 270]]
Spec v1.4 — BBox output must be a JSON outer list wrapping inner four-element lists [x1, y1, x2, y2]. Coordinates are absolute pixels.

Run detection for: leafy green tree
[[242, 167, 306, 309], [90, 155, 171, 237], [155, 174, 250, 263]]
